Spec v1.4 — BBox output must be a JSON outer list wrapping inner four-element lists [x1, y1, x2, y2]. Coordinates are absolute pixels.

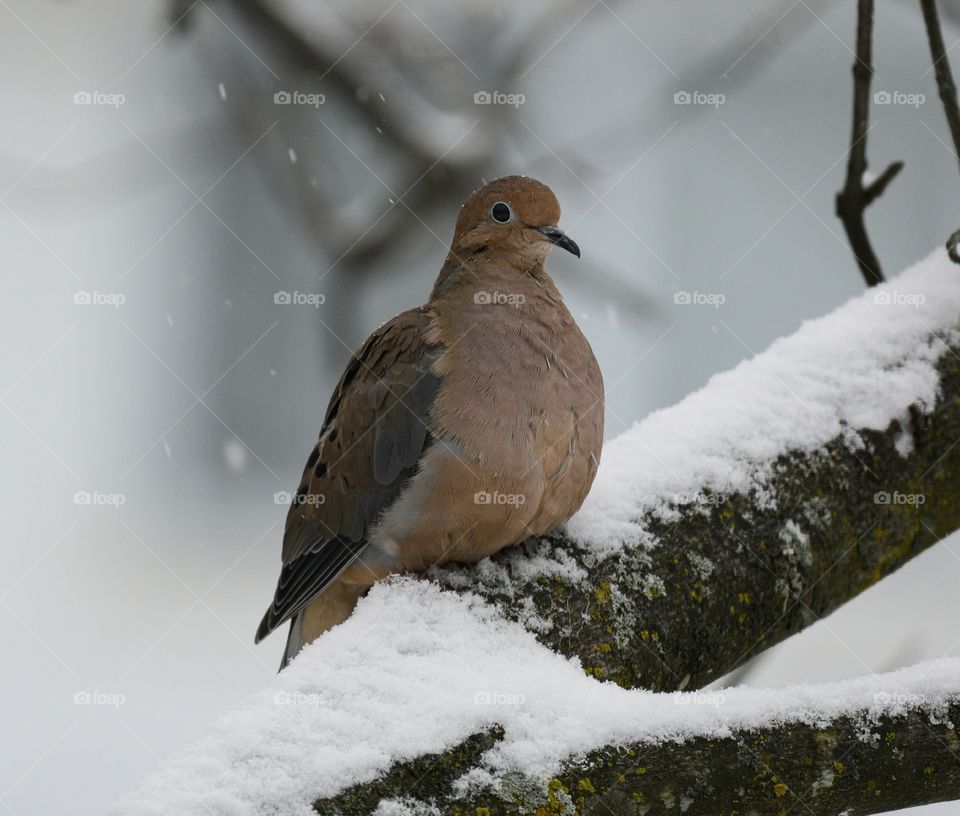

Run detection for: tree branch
[[316, 700, 960, 815], [836, 0, 903, 286], [919, 0, 960, 263]]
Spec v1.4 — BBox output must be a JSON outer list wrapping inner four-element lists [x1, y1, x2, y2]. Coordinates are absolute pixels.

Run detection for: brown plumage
[[256, 176, 604, 669]]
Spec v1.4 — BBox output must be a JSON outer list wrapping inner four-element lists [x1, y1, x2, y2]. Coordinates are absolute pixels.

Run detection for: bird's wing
[[255, 307, 439, 642]]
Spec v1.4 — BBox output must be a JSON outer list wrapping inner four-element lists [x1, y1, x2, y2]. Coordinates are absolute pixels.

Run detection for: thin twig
[[919, 0, 960, 263], [835, 0, 904, 287]]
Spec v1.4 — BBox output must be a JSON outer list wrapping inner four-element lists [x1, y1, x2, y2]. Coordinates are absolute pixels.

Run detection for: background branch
[[836, 0, 904, 286], [919, 0, 960, 262]]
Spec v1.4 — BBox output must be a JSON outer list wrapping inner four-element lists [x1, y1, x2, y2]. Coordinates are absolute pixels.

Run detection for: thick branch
[[836, 0, 903, 286], [316, 701, 960, 815]]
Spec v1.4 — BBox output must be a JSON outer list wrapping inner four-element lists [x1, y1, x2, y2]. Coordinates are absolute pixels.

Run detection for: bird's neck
[[430, 244, 552, 302], [425, 256, 574, 354]]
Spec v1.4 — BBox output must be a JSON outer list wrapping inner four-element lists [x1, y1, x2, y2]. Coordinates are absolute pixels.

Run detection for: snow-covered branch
[[111, 250, 960, 815], [316, 663, 960, 816]]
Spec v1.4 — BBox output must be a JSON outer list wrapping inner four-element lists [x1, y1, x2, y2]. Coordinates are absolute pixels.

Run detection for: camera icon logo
[[674, 91, 692, 105], [673, 290, 692, 305], [273, 291, 292, 305], [274, 90, 292, 105], [873, 91, 892, 105], [474, 91, 492, 105]]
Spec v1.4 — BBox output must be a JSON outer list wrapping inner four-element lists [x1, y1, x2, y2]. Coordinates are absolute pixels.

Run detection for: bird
[[255, 176, 604, 670]]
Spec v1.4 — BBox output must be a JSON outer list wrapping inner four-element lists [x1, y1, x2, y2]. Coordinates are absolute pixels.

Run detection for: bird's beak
[[537, 225, 580, 258]]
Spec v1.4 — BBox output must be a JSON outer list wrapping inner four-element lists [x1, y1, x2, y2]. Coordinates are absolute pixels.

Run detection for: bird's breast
[[371, 301, 604, 569]]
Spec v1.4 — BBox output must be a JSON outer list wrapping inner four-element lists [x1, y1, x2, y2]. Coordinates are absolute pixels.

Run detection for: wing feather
[[255, 307, 440, 642]]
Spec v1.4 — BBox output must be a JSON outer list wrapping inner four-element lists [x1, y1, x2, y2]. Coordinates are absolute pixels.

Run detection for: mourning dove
[[255, 176, 604, 669]]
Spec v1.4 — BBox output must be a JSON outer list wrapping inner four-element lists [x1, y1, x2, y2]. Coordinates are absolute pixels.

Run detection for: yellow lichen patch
[[533, 779, 570, 816], [924, 766, 935, 776], [578, 778, 596, 793], [773, 783, 789, 798], [475, 808, 492, 816], [834, 761, 845, 776], [594, 583, 612, 604], [737, 592, 751, 604]]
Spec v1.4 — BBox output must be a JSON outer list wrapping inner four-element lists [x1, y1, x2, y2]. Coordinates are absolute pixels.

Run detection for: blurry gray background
[[1, 1, 959, 813]]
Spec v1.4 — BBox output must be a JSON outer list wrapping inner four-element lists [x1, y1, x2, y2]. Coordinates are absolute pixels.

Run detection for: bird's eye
[[490, 201, 512, 223]]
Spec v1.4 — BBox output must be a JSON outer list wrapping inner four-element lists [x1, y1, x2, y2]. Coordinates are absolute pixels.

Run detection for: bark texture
[[316, 703, 960, 815]]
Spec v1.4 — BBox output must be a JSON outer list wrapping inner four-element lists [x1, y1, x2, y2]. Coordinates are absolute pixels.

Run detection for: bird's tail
[[279, 611, 304, 672]]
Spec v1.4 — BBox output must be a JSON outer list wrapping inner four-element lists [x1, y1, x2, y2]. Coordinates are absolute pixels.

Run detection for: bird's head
[[448, 176, 580, 265]]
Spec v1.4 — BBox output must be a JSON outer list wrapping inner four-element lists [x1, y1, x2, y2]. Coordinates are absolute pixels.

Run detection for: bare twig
[[836, 0, 904, 287], [919, 0, 960, 263]]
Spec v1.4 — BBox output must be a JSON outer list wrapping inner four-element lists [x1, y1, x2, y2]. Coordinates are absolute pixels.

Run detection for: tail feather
[[279, 611, 303, 672]]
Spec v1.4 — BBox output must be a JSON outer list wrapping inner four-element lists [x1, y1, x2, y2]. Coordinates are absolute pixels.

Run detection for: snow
[[111, 579, 960, 816], [568, 247, 960, 556], [110, 250, 960, 815]]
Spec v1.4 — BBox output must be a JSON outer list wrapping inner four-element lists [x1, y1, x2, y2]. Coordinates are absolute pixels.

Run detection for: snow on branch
[[111, 249, 960, 815]]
